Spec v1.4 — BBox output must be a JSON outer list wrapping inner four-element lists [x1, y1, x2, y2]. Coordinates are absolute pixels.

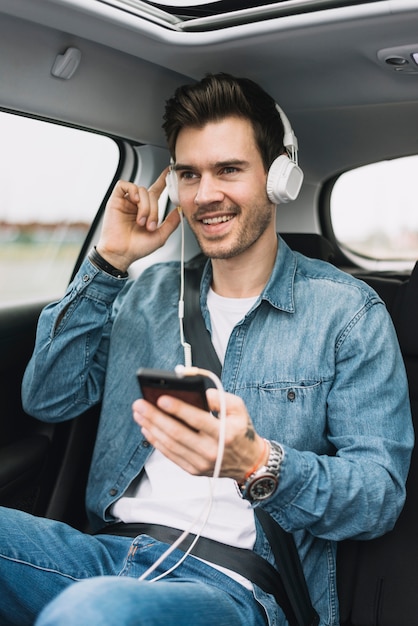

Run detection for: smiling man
[[174, 118, 276, 269], [0, 74, 413, 626]]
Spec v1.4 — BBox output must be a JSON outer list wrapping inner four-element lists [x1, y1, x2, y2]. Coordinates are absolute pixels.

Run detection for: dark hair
[[162, 73, 284, 171]]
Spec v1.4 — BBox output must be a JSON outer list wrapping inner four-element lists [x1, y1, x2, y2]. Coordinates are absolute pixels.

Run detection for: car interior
[[1, 1, 418, 624]]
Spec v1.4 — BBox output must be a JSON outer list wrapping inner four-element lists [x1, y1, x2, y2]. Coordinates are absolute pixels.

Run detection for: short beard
[[194, 203, 273, 260]]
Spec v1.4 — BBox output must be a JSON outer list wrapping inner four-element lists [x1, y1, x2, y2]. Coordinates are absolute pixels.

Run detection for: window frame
[[320, 158, 418, 273]]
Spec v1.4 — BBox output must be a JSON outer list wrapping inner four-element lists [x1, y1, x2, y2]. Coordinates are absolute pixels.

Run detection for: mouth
[[193, 206, 238, 240], [201, 214, 234, 225]]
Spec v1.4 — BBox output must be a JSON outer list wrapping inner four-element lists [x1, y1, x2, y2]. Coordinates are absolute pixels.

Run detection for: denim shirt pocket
[[241, 379, 331, 451]]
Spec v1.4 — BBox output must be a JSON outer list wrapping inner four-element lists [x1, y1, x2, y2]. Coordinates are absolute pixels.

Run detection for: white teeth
[[202, 215, 233, 225]]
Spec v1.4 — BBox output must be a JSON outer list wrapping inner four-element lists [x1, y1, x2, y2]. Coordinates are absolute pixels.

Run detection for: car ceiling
[[0, 0, 417, 187]]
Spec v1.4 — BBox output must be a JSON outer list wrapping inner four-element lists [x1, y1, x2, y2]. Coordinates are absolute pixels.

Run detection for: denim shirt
[[22, 236, 413, 626]]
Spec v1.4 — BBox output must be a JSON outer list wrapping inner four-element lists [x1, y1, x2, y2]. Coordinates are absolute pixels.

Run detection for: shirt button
[[142, 440, 151, 448], [82, 274, 90, 282], [109, 488, 118, 496], [287, 390, 296, 402]]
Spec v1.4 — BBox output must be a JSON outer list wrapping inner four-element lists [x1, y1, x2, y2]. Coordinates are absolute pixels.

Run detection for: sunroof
[[98, 0, 383, 32], [148, 0, 284, 18]]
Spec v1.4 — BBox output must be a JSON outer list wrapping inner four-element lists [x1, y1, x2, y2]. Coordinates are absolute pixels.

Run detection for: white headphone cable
[[137, 366, 226, 583], [177, 207, 193, 368]]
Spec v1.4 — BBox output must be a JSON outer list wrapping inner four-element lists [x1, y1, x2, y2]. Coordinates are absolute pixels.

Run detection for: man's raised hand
[[96, 168, 181, 271]]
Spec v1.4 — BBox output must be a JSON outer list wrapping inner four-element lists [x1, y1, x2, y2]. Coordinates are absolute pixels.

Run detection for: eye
[[222, 166, 239, 175], [178, 170, 199, 182]]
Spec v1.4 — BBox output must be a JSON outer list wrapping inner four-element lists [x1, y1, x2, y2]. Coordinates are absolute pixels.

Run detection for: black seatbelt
[[255, 508, 319, 626], [183, 254, 223, 377], [183, 254, 319, 626]]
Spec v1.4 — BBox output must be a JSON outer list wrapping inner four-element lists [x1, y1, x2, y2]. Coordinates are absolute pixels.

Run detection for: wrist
[[88, 247, 129, 279], [239, 438, 269, 486], [239, 440, 283, 503]]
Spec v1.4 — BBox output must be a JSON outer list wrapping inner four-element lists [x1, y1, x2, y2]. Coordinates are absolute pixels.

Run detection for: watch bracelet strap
[[183, 253, 319, 626], [259, 439, 283, 478], [238, 439, 283, 498], [88, 246, 129, 279]]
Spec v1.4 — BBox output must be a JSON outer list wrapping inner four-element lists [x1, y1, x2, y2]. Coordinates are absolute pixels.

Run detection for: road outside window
[[0, 113, 119, 306], [330, 156, 418, 270]]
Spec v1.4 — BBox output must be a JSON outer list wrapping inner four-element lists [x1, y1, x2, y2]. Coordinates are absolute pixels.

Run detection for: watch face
[[248, 474, 279, 501]]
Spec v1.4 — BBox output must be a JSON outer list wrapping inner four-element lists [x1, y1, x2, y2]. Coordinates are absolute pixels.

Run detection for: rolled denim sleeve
[[22, 257, 129, 422], [263, 298, 414, 541]]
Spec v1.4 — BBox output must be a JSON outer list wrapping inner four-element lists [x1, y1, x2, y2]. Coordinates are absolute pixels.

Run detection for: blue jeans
[[0, 507, 267, 626]]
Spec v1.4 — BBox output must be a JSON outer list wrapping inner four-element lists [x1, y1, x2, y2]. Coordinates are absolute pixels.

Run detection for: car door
[[0, 113, 131, 529]]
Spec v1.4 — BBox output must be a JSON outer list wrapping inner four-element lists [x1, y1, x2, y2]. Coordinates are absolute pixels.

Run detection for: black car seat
[[338, 262, 418, 626]]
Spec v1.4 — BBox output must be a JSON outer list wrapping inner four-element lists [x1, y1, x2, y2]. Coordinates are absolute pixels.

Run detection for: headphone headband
[[275, 103, 299, 163]]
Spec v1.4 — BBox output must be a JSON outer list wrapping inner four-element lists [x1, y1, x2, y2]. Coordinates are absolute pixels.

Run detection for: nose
[[194, 173, 224, 205]]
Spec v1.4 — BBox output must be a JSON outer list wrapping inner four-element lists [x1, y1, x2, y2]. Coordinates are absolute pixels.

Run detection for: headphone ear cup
[[166, 169, 180, 206], [266, 155, 304, 204]]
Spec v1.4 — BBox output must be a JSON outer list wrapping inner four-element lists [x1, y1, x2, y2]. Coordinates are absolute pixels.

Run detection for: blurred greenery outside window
[[330, 156, 418, 271], [0, 113, 119, 306]]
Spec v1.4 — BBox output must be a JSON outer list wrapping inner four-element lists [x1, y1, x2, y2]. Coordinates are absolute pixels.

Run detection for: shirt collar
[[261, 235, 296, 313], [201, 235, 296, 314]]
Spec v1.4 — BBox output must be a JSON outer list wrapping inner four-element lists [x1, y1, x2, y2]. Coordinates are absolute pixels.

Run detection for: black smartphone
[[136, 367, 209, 411]]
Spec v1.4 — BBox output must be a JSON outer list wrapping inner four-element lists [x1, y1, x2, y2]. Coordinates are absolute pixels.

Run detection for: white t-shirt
[[112, 288, 259, 585]]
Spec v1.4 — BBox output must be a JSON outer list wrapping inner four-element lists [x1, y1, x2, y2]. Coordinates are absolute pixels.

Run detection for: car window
[[330, 155, 418, 270], [0, 113, 120, 306]]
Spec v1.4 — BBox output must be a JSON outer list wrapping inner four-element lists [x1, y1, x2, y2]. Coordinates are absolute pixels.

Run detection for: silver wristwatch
[[239, 441, 283, 503]]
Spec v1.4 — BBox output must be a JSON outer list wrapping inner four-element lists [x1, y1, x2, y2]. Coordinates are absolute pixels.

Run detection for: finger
[[133, 399, 215, 472], [145, 167, 171, 230], [148, 167, 170, 198], [135, 186, 152, 227], [206, 389, 243, 415], [156, 394, 218, 435], [154, 206, 181, 242], [114, 180, 140, 203], [133, 400, 203, 458], [134, 168, 170, 231], [133, 396, 216, 453], [133, 397, 203, 434]]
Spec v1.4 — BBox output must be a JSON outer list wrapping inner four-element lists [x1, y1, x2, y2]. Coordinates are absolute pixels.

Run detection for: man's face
[[173, 116, 276, 260]]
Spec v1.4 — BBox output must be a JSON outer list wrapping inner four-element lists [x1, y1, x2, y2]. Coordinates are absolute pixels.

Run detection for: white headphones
[[166, 103, 303, 206], [266, 104, 304, 204], [166, 159, 180, 206]]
